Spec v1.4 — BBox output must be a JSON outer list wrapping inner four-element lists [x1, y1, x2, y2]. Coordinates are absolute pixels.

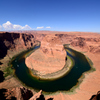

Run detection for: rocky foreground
[[0, 31, 100, 100]]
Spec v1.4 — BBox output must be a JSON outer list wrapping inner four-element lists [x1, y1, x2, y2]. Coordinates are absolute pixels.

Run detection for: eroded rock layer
[[26, 34, 66, 75], [0, 31, 100, 100]]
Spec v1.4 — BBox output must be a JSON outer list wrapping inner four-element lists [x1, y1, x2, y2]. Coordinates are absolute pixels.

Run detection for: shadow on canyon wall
[[0, 32, 20, 59], [0, 70, 5, 82], [0, 87, 33, 100], [0, 62, 3, 65], [0, 32, 35, 60], [36, 94, 53, 100], [0, 88, 54, 100], [90, 91, 100, 100], [36, 94, 45, 100], [0, 88, 7, 100], [20, 87, 33, 100], [22, 34, 34, 46], [47, 98, 54, 100], [0, 88, 16, 100]]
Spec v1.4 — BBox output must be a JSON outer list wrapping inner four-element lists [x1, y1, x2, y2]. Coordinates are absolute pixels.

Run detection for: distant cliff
[[0, 32, 38, 60]]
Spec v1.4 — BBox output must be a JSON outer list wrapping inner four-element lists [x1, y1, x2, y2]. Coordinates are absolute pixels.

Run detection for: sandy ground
[[45, 47, 100, 100]]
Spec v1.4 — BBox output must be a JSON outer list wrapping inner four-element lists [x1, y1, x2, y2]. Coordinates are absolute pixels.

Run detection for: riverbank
[[1, 43, 97, 100], [25, 48, 66, 75], [69, 46, 100, 100], [29, 55, 74, 80], [45, 46, 100, 100], [0, 45, 99, 100], [25, 41, 74, 80], [6, 43, 92, 93]]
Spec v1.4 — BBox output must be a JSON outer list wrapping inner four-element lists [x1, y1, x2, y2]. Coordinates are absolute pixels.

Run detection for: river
[[10, 44, 93, 93]]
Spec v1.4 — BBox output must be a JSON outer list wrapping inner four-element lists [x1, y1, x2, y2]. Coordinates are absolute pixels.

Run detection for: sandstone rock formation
[[29, 90, 42, 100], [0, 32, 39, 71], [0, 32, 43, 58], [0, 31, 100, 100], [26, 34, 66, 75], [0, 87, 52, 100]]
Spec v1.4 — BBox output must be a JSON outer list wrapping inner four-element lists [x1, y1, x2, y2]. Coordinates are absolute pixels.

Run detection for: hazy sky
[[0, 0, 100, 32]]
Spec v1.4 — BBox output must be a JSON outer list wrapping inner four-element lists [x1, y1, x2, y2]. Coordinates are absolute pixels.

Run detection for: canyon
[[0, 31, 100, 100]]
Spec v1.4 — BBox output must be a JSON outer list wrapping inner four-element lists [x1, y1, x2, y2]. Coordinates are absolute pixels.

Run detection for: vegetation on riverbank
[[63, 45, 96, 93]]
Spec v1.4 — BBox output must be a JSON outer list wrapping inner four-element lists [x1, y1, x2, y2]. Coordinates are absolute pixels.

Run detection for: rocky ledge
[[25, 34, 67, 78]]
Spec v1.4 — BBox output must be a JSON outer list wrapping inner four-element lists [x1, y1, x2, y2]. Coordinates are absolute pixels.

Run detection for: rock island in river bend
[[25, 34, 68, 77]]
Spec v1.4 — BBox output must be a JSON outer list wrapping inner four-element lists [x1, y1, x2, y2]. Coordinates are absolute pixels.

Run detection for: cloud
[[0, 25, 2, 30], [37, 26, 44, 29], [1, 21, 51, 31], [13, 24, 31, 30], [46, 26, 51, 29], [22, 25, 31, 30], [3, 21, 13, 30], [13, 24, 23, 30], [2, 21, 32, 30]]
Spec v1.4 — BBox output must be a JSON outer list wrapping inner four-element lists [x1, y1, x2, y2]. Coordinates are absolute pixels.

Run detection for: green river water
[[10, 45, 94, 93]]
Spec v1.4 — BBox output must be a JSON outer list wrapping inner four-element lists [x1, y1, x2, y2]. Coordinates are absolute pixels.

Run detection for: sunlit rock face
[[40, 34, 65, 56], [26, 34, 66, 75]]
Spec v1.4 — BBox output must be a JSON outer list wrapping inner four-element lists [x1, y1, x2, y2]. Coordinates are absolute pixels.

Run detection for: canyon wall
[[0, 32, 37, 59], [0, 32, 40, 71], [0, 31, 100, 100]]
